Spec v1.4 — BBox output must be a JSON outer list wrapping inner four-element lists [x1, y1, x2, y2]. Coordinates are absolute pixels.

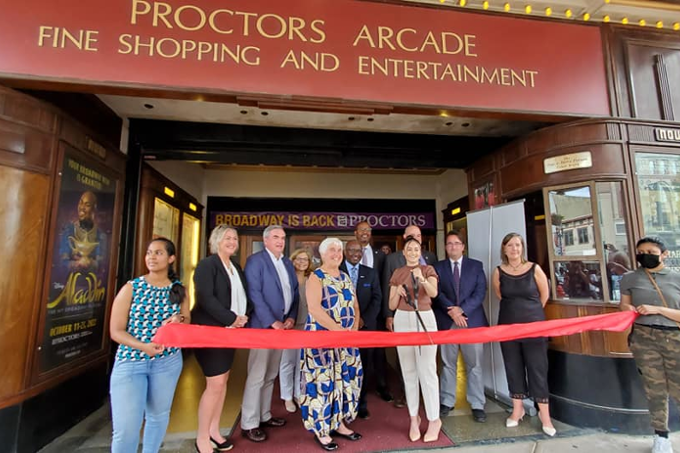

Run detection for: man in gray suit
[[382, 224, 437, 407]]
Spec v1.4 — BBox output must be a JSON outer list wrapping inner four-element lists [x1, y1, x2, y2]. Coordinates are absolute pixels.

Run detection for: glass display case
[[152, 197, 180, 245], [635, 153, 680, 273], [544, 181, 632, 304], [180, 213, 200, 309]]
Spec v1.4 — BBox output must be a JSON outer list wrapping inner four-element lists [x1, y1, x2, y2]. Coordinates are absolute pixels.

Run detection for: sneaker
[[652, 435, 672, 453]]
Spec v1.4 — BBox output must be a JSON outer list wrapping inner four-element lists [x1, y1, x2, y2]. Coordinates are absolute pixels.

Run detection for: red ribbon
[[152, 311, 636, 349]]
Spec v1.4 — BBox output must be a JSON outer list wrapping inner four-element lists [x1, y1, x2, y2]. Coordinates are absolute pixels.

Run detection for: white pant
[[279, 348, 302, 401], [394, 309, 440, 421], [240, 348, 283, 430]]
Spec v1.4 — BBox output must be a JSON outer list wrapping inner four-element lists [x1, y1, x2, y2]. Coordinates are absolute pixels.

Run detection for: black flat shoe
[[314, 436, 339, 451], [210, 436, 234, 451], [332, 430, 362, 441]]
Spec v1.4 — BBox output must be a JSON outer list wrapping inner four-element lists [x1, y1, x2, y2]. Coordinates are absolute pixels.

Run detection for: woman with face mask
[[620, 236, 680, 453]]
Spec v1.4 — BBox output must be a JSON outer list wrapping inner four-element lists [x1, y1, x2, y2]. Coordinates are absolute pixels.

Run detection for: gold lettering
[[256, 14, 287, 39], [288, 17, 307, 42], [419, 32, 441, 54], [208, 9, 234, 34], [48, 272, 106, 309], [377, 26, 396, 50], [310, 20, 326, 43], [174, 4, 207, 31], [353, 25, 376, 48], [130, 0, 152, 25], [464, 34, 477, 57], [396, 28, 417, 52], [441, 32, 462, 55], [153, 2, 174, 28]]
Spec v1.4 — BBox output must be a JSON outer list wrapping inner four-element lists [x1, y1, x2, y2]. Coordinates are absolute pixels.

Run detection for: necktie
[[361, 247, 369, 266], [350, 265, 359, 289], [453, 261, 460, 303]]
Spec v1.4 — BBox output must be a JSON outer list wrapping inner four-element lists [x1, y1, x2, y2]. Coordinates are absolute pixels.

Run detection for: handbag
[[644, 269, 680, 329]]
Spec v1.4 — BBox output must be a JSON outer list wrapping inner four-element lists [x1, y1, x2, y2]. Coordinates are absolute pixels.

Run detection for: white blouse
[[223, 261, 247, 317]]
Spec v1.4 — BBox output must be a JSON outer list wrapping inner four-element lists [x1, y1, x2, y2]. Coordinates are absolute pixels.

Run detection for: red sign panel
[[0, 0, 610, 115]]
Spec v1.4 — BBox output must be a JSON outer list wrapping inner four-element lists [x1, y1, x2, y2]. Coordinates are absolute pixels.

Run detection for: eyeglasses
[[357, 228, 372, 233], [446, 242, 464, 247], [294, 256, 310, 262]]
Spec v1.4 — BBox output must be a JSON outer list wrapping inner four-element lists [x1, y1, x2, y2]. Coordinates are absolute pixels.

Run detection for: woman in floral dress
[[300, 238, 363, 451]]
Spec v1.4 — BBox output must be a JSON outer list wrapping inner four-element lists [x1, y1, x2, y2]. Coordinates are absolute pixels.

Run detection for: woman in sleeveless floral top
[[300, 238, 363, 451], [109, 238, 190, 453]]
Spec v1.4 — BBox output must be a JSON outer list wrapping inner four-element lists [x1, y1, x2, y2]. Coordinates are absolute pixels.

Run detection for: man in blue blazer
[[433, 230, 488, 423], [341, 240, 382, 419], [241, 225, 299, 442]]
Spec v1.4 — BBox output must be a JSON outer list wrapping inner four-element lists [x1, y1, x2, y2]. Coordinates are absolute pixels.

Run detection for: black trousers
[[359, 347, 375, 407], [500, 339, 549, 403]]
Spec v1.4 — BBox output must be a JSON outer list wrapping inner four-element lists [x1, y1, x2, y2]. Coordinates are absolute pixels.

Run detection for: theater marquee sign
[[0, 0, 609, 115]]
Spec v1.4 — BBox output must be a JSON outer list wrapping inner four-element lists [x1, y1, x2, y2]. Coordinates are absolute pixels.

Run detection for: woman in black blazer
[[193, 225, 251, 453]]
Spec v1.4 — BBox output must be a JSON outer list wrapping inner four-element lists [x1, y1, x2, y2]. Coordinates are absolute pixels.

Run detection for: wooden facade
[[0, 86, 126, 450]]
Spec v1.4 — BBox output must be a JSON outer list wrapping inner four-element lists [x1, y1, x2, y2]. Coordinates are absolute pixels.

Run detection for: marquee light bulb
[[622, 17, 629, 25], [525, 5, 531, 13], [482, 1, 489, 9], [674, 22, 680, 30], [460, 0, 467, 6], [504, 2, 510, 12], [639, 19, 646, 26], [565, 9, 572, 18], [603, 15, 610, 22], [545, 7, 552, 16], [583, 13, 590, 21], [656, 21, 663, 29]]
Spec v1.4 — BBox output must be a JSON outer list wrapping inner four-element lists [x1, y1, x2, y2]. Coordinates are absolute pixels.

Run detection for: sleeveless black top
[[498, 263, 546, 326]]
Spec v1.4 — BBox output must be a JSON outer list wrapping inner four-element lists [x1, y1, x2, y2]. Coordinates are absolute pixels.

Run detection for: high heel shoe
[[423, 419, 441, 443], [542, 425, 557, 437], [505, 411, 525, 428], [409, 416, 421, 442]]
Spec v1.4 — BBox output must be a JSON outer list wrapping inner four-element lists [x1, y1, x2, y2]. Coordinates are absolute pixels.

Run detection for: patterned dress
[[299, 269, 363, 437]]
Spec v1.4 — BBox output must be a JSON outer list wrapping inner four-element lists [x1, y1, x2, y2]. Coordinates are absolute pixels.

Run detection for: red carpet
[[230, 391, 454, 452]]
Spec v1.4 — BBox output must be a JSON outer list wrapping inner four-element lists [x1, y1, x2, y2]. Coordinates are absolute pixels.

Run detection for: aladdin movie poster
[[40, 148, 116, 372]]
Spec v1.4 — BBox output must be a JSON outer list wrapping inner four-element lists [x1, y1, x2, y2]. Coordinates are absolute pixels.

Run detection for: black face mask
[[636, 253, 661, 269]]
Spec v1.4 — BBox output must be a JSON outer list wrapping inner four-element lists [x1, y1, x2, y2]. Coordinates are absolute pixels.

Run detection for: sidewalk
[[39, 402, 679, 453]]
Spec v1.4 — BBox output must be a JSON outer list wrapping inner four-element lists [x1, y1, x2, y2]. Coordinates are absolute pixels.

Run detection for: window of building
[[634, 153, 680, 274], [577, 227, 589, 244], [544, 181, 632, 304]]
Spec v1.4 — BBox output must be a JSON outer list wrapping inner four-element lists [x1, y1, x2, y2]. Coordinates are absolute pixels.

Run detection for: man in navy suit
[[354, 221, 392, 402], [434, 230, 488, 423], [241, 225, 299, 442], [341, 240, 382, 419]]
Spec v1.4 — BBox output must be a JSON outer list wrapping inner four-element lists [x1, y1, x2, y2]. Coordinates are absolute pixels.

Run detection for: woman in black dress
[[193, 225, 251, 453], [491, 233, 555, 437]]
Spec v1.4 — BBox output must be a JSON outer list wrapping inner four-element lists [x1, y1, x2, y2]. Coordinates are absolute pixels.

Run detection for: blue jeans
[[110, 352, 183, 453]]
